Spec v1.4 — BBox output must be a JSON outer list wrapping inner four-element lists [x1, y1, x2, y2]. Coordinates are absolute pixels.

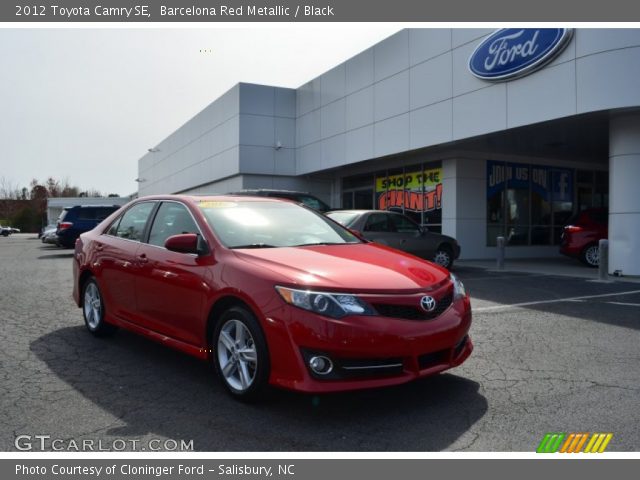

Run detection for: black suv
[[56, 205, 121, 248], [228, 189, 331, 213]]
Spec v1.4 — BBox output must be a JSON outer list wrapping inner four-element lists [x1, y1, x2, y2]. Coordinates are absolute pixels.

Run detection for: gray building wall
[[295, 29, 640, 175], [136, 28, 640, 266]]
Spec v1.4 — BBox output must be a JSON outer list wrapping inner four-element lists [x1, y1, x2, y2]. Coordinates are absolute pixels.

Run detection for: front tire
[[433, 245, 454, 270], [581, 244, 599, 267], [82, 278, 117, 336], [212, 306, 270, 401]]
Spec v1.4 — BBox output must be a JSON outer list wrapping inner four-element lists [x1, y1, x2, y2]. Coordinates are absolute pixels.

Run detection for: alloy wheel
[[217, 319, 258, 392], [83, 282, 102, 330], [584, 245, 600, 267], [433, 250, 452, 269]]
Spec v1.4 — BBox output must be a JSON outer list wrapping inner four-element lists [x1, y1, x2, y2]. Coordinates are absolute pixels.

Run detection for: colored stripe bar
[[598, 434, 613, 453], [537, 433, 553, 453], [573, 433, 590, 453], [584, 433, 599, 453], [560, 433, 575, 453]]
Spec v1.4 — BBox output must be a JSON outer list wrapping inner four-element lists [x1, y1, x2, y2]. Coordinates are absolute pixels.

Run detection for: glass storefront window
[[343, 162, 443, 233], [486, 162, 607, 247]]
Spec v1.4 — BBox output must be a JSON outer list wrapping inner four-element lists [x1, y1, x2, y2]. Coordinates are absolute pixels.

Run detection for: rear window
[[76, 207, 118, 221], [57, 210, 69, 222], [326, 212, 360, 227]]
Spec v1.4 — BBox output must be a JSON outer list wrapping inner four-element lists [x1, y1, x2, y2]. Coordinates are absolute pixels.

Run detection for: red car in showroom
[[560, 208, 608, 267], [73, 196, 472, 400]]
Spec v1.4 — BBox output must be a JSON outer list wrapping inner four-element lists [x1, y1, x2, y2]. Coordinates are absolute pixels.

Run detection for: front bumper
[[262, 294, 473, 393]]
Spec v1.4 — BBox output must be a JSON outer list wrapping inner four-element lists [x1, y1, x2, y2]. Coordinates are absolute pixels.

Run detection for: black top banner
[[4, 0, 640, 22]]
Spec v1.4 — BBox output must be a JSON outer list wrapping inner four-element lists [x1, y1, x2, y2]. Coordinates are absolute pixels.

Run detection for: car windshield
[[326, 211, 360, 227], [198, 200, 360, 248]]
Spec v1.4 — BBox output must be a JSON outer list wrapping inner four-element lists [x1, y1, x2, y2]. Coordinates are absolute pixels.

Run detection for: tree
[[46, 177, 60, 197], [10, 205, 40, 233], [0, 176, 20, 199]]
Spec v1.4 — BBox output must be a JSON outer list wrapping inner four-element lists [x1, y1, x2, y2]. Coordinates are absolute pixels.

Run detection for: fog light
[[309, 355, 333, 375]]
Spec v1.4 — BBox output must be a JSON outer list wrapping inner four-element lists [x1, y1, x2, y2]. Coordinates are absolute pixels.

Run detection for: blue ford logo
[[420, 296, 437, 312], [469, 29, 573, 81]]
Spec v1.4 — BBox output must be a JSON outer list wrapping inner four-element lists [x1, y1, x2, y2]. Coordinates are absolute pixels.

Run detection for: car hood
[[232, 243, 450, 293]]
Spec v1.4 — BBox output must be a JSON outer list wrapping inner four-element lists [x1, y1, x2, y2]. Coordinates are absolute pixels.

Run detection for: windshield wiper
[[230, 243, 278, 249]]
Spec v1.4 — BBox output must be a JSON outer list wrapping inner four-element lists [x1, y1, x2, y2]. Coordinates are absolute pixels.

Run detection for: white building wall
[[608, 111, 640, 276], [295, 29, 640, 175], [138, 85, 241, 196]]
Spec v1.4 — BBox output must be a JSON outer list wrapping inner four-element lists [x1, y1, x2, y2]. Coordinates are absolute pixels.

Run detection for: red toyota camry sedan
[[73, 195, 473, 400]]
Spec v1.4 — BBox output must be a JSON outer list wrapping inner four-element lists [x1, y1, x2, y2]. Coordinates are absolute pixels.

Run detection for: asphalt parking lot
[[1, 234, 638, 452]]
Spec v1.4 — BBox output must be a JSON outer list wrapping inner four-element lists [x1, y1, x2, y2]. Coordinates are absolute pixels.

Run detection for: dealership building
[[137, 28, 640, 275]]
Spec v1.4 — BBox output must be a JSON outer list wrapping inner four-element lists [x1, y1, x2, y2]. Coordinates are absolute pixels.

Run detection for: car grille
[[373, 294, 453, 321]]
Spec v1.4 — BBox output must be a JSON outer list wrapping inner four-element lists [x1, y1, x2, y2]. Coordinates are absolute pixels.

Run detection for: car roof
[[134, 194, 299, 205]]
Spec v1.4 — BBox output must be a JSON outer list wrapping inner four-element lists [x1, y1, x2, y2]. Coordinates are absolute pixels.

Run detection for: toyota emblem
[[420, 296, 437, 312]]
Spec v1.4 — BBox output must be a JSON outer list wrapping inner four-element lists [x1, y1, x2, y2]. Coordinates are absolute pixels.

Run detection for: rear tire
[[433, 245, 454, 270], [82, 278, 117, 336], [580, 244, 599, 268], [212, 306, 270, 402]]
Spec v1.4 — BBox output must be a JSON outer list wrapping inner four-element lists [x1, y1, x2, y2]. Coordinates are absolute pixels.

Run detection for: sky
[[0, 27, 399, 197]]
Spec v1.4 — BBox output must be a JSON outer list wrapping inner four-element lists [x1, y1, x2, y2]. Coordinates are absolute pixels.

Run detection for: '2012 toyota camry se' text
[[73, 195, 473, 400]]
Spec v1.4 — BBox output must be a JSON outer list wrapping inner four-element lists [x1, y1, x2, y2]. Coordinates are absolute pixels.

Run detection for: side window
[[364, 213, 392, 232], [77, 209, 97, 221], [106, 216, 121, 236], [148, 202, 199, 247], [114, 202, 155, 242], [390, 214, 420, 234]]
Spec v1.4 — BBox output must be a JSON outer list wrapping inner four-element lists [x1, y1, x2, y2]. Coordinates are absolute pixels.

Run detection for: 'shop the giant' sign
[[469, 29, 573, 81]]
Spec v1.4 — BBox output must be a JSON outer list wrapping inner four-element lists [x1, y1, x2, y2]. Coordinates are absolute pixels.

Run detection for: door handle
[[137, 253, 148, 264]]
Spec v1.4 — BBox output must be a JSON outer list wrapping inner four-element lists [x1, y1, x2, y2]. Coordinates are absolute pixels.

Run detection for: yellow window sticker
[[198, 201, 237, 209]]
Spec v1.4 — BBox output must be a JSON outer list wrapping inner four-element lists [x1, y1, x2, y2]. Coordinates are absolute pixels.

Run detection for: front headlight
[[275, 286, 376, 319], [450, 273, 467, 300]]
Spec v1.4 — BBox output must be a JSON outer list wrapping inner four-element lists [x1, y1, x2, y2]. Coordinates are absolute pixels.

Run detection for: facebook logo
[[552, 169, 573, 202]]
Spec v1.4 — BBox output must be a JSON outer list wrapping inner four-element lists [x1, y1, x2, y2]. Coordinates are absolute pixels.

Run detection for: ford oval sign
[[469, 29, 573, 81]]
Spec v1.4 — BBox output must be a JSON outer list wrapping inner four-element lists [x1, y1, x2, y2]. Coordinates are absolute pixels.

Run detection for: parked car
[[56, 205, 121, 248], [327, 210, 461, 269], [39, 224, 56, 239], [229, 189, 331, 213], [0, 225, 11, 236], [73, 196, 473, 400], [560, 208, 608, 267], [10, 227, 20, 233], [40, 224, 58, 243], [43, 231, 59, 244]]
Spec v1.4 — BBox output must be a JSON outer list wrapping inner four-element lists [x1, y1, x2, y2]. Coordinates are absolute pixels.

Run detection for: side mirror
[[164, 233, 209, 255]]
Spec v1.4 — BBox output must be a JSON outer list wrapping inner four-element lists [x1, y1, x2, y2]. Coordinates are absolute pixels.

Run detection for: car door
[[134, 201, 209, 346], [361, 212, 401, 248], [387, 213, 435, 258], [95, 201, 157, 323]]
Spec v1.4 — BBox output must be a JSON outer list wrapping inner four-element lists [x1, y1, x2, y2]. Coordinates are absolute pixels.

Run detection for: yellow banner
[[375, 168, 442, 192]]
